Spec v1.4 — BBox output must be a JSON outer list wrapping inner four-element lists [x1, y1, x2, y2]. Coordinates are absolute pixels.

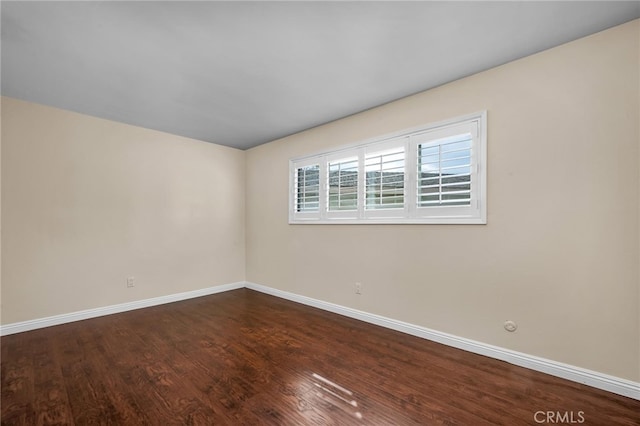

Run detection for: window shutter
[[295, 164, 320, 212], [417, 133, 472, 207], [365, 146, 405, 210], [328, 156, 358, 211]]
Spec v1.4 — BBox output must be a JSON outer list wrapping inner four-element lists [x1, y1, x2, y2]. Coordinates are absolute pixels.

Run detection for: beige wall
[[1, 97, 246, 324], [246, 21, 640, 381]]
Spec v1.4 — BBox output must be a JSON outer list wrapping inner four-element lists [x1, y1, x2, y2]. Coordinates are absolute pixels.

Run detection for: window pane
[[328, 157, 358, 211], [296, 164, 320, 212], [365, 147, 405, 210], [418, 133, 472, 207]]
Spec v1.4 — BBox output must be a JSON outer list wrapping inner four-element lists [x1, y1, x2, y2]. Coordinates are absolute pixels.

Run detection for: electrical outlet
[[127, 276, 135, 288], [355, 282, 362, 295]]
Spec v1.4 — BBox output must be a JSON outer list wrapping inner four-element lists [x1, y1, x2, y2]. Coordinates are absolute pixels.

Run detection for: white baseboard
[[0, 281, 245, 336], [245, 281, 640, 401], [2, 280, 638, 400]]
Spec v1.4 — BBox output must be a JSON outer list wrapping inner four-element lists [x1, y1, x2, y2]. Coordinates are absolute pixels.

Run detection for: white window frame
[[289, 111, 487, 224]]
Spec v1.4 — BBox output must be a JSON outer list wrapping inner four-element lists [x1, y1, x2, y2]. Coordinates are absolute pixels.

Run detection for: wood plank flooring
[[2, 288, 639, 425]]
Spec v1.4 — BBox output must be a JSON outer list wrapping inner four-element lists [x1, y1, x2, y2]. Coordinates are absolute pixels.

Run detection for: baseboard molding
[[0, 281, 245, 336], [2, 280, 638, 400], [245, 281, 640, 401]]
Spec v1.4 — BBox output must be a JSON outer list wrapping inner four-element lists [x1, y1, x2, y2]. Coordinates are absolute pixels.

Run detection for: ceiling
[[2, 1, 639, 150]]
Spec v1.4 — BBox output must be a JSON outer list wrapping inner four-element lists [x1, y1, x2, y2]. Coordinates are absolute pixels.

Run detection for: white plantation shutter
[[289, 112, 486, 224], [290, 159, 324, 222], [412, 119, 483, 222], [328, 156, 359, 212], [365, 146, 405, 210], [295, 164, 320, 212], [417, 133, 472, 207]]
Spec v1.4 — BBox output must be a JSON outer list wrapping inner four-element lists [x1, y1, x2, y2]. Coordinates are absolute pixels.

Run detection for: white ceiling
[[2, 1, 639, 150]]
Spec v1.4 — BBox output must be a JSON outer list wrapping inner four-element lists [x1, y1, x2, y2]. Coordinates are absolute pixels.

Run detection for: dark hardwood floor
[[2, 288, 639, 425]]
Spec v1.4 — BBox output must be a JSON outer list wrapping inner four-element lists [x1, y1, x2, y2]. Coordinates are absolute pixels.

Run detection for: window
[[295, 164, 319, 213], [365, 145, 405, 211], [328, 156, 358, 212], [289, 112, 486, 224]]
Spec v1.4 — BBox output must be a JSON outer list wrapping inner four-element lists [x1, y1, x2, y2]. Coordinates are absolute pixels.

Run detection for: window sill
[[289, 217, 487, 225]]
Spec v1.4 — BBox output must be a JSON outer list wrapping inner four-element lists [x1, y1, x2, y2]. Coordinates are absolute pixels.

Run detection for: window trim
[[289, 111, 487, 225]]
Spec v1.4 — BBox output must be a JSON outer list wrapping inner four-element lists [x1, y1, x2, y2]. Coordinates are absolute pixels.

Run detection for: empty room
[[1, 1, 640, 424]]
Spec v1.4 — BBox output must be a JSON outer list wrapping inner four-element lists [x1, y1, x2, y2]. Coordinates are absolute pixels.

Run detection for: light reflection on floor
[[311, 372, 363, 421]]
